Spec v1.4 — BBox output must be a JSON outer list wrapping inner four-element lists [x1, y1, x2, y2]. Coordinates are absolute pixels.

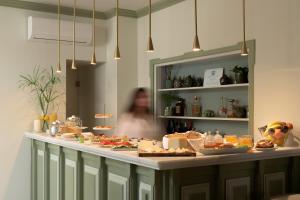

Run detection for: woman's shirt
[[115, 113, 157, 139]]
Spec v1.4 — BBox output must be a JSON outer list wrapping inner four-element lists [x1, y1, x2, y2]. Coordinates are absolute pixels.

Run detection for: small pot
[[234, 72, 247, 84]]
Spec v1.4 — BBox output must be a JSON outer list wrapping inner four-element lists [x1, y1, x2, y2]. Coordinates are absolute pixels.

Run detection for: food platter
[[199, 146, 250, 155]]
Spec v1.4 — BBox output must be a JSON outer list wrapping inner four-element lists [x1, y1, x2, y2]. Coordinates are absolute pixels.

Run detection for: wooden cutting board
[[138, 150, 196, 157]]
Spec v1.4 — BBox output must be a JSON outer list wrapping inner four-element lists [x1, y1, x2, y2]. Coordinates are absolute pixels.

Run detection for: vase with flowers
[[19, 66, 62, 131]]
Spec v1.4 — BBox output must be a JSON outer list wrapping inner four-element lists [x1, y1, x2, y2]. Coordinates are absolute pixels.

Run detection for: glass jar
[[224, 135, 238, 145], [204, 132, 216, 148], [238, 135, 253, 148], [214, 131, 223, 147], [66, 115, 82, 127]]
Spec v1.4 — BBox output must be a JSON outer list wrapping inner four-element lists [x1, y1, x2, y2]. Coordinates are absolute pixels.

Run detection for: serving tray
[[138, 150, 196, 157], [199, 147, 250, 155]]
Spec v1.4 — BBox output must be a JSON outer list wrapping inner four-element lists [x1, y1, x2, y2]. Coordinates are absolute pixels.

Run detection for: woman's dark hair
[[127, 87, 150, 114]]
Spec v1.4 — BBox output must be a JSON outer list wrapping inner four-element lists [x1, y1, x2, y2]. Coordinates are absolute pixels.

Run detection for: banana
[[267, 121, 285, 129], [267, 124, 282, 130], [267, 121, 281, 127]]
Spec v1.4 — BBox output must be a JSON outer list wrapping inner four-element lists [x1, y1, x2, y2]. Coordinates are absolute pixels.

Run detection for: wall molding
[[0, 0, 185, 19]]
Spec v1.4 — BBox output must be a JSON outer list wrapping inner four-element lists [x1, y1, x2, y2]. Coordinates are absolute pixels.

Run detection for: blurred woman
[[115, 88, 157, 139]]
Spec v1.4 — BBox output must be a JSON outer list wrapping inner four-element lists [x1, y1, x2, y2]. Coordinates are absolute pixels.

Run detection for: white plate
[[199, 147, 250, 155], [255, 147, 277, 152], [79, 126, 88, 130], [93, 127, 113, 131], [95, 114, 113, 119]]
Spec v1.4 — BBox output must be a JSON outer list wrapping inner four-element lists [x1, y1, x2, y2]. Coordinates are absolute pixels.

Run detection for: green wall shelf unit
[[150, 41, 255, 136]]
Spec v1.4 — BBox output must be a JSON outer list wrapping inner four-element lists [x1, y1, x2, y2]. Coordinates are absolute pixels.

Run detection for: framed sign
[[203, 68, 223, 87]]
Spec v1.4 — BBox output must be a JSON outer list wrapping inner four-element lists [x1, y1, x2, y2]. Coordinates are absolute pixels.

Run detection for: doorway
[[66, 60, 98, 129]]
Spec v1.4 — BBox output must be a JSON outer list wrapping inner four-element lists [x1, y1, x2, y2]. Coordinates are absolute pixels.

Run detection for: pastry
[[95, 113, 113, 118], [94, 126, 113, 130], [256, 139, 274, 148], [219, 143, 234, 148], [186, 131, 202, 139]]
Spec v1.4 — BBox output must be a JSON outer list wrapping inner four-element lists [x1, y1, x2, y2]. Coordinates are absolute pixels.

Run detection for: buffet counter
[[26, 132, 300, 170], [26, 132, 300, 200]]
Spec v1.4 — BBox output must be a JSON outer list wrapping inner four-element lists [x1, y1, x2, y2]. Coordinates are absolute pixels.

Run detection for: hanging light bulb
[[90, 0, 97, 65], [241, 0, 248, 56], [71, 0, 77, 69], [114, 0, 121, 60], [192, 0, 201, 52], [56, 0, 62, 73], [146, 0, 154, 52]]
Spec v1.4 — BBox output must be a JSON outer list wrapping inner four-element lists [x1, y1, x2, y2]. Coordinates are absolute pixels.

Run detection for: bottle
[[166, 120, 174, 134], [220, 69, 232, 85], [164, 107, 170, 116], [175, 99, 185, 116], [175, 121, 180, 132], [179, 121, 188, 132], [218, 96, 227, 117], [192, 96, 201, 117]]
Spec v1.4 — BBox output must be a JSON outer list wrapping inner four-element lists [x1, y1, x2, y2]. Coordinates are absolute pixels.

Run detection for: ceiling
[[25, 0, 164, 12]]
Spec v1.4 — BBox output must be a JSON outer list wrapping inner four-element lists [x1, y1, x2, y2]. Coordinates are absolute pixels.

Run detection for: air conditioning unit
[[28, 16, 92, 46]]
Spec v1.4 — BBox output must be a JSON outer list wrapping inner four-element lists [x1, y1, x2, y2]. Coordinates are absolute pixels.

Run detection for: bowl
[[258, 123, 292, 147]]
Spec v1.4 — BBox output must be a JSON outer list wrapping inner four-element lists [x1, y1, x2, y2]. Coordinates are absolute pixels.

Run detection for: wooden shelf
[[158, 115, 249, 122], [157, 83, 249, 92]]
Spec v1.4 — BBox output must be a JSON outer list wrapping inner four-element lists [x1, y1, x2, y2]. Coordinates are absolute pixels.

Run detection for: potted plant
[[161, 93, 180, 116], [231, 65, 248, 84], [19, 66, 62, 131]]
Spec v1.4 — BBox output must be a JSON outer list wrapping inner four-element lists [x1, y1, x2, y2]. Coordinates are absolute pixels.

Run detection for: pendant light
[[146, 0, 154, 52], [90, 0, 96, 65], [71, 0, 77, 69], [56, 0, 62, 73], [192, 0, 201, 52], [241, 0, 248, 56], [114, 0, 121, 60]]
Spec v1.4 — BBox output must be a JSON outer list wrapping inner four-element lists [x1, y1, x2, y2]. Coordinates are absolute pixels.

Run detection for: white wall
[[0, 6, 106, 200], [104, 16, 138, 129], [137, 0, 300, 141], [117, 17, 138, 116]]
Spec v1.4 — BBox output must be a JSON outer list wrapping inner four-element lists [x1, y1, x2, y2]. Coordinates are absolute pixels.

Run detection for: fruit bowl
[[258, 121, 293, 147]]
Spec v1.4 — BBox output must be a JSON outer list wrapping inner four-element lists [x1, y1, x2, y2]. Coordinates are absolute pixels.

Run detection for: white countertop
[[25, 132, 300, 170]]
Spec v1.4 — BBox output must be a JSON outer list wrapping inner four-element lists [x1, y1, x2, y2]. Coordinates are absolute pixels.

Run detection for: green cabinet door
[[225, 177, 251, 200], [264, 172, 286, 200], [107, 172, 129, 200], [138, 182, 153, 200], [82, 153, 102, 200], [258, 158, 289, 200], [63, 148, 81, 200], [34, 141, 48, 200], [48, 144, 62, 200], [106, 159, 133, 200], [218, 162, 255, 200], [181, 183, 210, 200], [136, 166, 156, 200]]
